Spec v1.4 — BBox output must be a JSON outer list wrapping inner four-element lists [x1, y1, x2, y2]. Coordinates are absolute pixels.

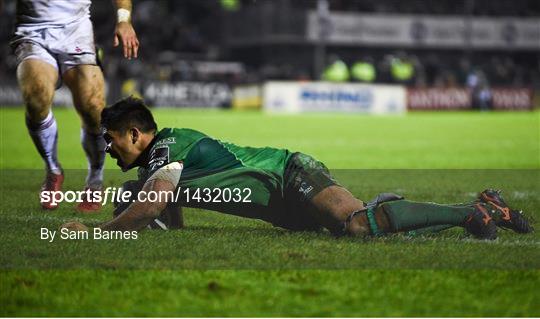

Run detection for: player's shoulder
[[151, 128, 209, 154], [156, 127, 208, 142]]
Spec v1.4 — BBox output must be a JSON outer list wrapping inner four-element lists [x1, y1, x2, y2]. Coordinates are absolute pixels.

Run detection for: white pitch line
[[512, 190, 539, 199]]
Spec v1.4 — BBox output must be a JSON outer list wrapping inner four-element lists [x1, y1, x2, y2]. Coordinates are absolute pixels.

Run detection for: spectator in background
[[467, 68, 492, 110], [390, 52, 415, 85], [220, 0, 240, 11], [322, 55, 350, 82], [351, 56, 376, 83], [121, 79, 142, 99]]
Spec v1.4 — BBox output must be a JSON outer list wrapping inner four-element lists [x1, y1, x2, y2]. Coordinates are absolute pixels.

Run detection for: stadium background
[[1, 0, 539, 110], [0, 0, 539, 317]]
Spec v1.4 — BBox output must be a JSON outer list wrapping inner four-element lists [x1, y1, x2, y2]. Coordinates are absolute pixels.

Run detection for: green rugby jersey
[[134, 128, 294, 224]]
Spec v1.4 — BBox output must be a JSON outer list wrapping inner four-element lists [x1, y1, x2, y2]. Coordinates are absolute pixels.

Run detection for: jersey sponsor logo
[[299, 182, 314, 197], [155, 137, 176, 146], [149, 146, 170, 171]]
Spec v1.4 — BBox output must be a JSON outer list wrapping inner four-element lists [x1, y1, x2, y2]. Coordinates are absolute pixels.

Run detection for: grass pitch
[[1, 107, 539, 316]]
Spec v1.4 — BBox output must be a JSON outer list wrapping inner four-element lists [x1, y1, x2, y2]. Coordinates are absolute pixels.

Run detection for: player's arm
[[100, 179, 172, 231], [100, 162, 183, 231], [113, 0, 139, 59]]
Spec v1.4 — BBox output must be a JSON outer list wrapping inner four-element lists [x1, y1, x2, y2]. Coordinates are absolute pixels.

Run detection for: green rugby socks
[[378, 200, 474, 233]]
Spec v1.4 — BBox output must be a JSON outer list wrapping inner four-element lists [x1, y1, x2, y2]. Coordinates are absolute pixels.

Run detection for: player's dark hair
[[101, 97, 158, 133]]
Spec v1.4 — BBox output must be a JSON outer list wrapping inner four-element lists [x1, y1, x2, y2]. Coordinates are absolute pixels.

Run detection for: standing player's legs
[[63, 65, 106, 212], [58, 17, 106, 212], [17, 58, 64, 209]]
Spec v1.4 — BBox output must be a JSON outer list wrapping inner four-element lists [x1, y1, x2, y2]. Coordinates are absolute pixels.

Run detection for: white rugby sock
[[26, 111, 62, 175], [81, 128, 106, 188]]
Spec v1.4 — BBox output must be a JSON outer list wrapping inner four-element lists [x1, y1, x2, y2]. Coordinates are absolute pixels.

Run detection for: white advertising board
[[263, 81, 406, 114]]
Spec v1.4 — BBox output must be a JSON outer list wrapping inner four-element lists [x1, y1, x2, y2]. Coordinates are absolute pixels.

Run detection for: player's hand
[[60, 221, 89, 232], [114, 22, 139, 59]]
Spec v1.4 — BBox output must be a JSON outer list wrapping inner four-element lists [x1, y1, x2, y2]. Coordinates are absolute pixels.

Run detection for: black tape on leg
[[366, 193, 404, 210], [341, 193, 404, 236]]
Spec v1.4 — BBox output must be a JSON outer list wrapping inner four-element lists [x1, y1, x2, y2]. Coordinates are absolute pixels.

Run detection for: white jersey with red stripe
[[16, 0, 91, 27]]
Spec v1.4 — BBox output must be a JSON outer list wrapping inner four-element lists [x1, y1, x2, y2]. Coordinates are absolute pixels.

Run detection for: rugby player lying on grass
[[61, 97, 533, 240]]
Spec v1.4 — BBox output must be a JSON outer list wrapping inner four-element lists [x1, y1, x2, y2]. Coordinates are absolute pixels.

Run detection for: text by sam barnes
[[41, 227, 138, 242]]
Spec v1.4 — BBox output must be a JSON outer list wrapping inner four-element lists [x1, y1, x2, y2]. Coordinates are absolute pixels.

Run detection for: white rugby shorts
[[11, 17, 97, 76]]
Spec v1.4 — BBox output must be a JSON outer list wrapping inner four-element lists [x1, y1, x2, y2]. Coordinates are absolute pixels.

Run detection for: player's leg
[[402, 200, 489, 236], [282, 152, 446, 236], [18, 59, 57, 122], [283, 153, 497, 239], [52, 16, 105, 212], [16, 55, 64, 210], [369, 199, 497, 239], [17, 58, 60, 171], [283, 152, 372, 234], [311, 188, 497, 240], [308, 185, 368, 235], [366, 190, 533, 237], [63, 64, 106, 211]]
